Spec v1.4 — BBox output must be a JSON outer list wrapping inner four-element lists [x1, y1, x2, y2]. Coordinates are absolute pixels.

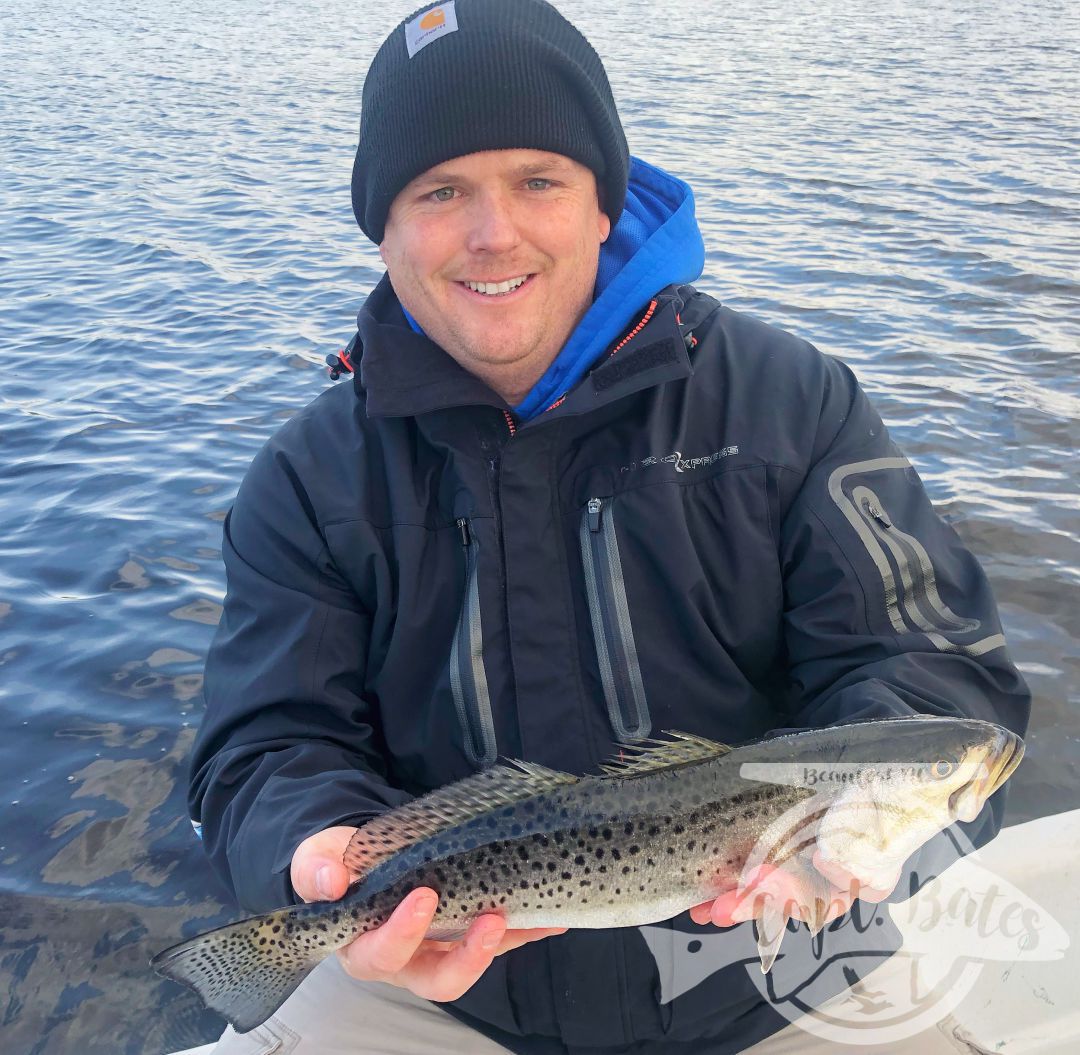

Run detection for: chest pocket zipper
[[580, 497, 652, 740], [851, 485, 981, 636], [450, 518, 497, 767]]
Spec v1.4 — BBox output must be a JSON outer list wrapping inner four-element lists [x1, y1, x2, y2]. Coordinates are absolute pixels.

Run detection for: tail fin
[[151, 906, 327, 1034]]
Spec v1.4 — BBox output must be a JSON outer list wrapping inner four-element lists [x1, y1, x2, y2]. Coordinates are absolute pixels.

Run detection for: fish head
[[809, 717, 1024, 888]]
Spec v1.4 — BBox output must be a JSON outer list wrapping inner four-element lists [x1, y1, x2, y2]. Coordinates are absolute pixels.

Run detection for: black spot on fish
[[611, 848, 622, 861], [574, 854, 586, 866], [687, 840, 696, 851], [628, 845, 640, 855]]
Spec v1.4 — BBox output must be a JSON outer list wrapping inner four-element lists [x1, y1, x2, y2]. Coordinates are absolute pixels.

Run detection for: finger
[[402, 914, 507, 1002], [491, 927, 568, 955], [291, 826, 358, 903], [689, 902, 714, 926], [295, 857, 351, 903], [341, 888, 439, 979]]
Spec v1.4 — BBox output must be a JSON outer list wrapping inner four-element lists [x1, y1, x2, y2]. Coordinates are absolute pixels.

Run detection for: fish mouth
[[949, 726, 1024, 821], [987, 727, 1025, 794]]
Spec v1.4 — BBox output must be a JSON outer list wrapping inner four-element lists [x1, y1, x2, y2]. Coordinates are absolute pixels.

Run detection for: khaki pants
[[209, 954, 964, 1054]]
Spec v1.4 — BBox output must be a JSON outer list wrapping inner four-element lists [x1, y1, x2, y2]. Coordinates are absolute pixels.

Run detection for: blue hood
[[516, 157, 704, 419], [404, 157, 705, 421]]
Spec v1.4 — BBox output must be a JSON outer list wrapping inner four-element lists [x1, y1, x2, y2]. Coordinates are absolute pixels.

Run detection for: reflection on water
[[1, 0, 1077, 1050]]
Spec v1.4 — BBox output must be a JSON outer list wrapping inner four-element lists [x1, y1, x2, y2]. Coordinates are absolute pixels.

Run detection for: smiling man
[[190, 1, 1029, 1053], [378, 149, 611, 404]]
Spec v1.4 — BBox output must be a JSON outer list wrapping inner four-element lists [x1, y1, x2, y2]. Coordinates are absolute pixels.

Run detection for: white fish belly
[[502, 892, 702, 931]]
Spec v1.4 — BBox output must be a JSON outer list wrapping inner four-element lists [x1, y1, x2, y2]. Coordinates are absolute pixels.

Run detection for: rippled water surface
[[1, 0, 1078, 1050]]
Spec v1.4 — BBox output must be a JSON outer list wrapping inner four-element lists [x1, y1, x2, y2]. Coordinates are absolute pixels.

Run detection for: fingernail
[[481, 930, 500, 950], [315, 866, 333, 899], [413, 895, 438, 919]]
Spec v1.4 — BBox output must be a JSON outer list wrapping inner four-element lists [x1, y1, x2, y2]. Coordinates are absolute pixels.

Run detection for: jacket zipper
[[580, 497, 652, 740], [450, 517, 497, 766], [851, 486, 980, 636]]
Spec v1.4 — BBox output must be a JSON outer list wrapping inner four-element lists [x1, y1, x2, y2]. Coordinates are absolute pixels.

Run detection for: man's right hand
[[291, 826, 567, 1003]]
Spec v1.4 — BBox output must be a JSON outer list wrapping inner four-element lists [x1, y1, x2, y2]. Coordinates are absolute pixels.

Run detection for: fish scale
[[153, 717, 1023, 1035]]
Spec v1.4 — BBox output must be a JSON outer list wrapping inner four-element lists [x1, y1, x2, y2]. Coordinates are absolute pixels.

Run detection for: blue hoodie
[[404, 156, 705, 420]]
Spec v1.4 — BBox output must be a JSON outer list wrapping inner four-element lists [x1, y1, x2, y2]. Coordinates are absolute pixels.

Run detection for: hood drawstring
[[326, 334, 359, 381]]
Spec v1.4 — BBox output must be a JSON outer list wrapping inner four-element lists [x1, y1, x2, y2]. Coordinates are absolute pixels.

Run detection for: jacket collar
[[356, 277, 698, 423]]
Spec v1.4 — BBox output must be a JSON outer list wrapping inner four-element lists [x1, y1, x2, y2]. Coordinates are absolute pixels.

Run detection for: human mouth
[[457, 274, 534, 298]]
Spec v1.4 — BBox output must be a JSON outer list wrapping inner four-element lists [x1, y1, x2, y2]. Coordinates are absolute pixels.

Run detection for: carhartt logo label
[[405, 2, 458, 58]]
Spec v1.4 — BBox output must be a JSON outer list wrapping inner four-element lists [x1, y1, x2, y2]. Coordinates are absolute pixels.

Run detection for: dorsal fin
[[343, 761, 578, 881], [598, 730, 730, 778]]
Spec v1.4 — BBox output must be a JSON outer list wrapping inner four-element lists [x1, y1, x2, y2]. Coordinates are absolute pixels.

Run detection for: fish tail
[[151, 905, 331, 1034]]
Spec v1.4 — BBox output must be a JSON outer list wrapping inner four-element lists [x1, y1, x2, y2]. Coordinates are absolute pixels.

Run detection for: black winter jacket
[[190, 276, 1030, 1053]]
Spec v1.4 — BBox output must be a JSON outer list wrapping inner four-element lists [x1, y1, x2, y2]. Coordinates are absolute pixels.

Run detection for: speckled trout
[[153, 715, 1022, 1033]]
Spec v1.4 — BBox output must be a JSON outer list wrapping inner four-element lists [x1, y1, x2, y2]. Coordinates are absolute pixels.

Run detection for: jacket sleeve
[[777, 351, 1031, 872], [189, 432, 411, 913]]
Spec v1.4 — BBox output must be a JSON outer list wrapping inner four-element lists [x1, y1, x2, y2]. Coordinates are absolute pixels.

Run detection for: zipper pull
[[456, 517, 472, 547], [587, 498, 603, 533], [861, 498, 892, 528]]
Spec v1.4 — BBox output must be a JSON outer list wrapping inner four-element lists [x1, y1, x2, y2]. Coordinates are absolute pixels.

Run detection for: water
[[1, 0, 1077, 1050]]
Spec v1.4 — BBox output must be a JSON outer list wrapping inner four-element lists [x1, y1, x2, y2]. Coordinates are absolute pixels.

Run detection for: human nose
[[464, 191, 522, 255]]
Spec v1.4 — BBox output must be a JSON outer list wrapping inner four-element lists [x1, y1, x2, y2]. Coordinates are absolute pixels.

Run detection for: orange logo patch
[[420, 9, 445, 30]]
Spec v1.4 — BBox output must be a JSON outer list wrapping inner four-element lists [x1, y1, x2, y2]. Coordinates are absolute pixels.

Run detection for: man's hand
[[291, 826, 567, 1003], [688, 855, 897, 930]]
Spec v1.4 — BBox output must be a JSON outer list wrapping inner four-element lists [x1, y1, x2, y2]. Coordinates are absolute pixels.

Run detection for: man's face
[[379, 149, 612, 404]]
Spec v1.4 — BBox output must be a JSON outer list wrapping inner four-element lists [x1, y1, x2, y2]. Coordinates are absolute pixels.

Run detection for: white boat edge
[[166, 807, 1080, 1055]]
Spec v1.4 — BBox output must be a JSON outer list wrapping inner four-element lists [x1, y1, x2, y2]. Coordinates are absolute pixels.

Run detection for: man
[[190, 1, 1030, 1052]]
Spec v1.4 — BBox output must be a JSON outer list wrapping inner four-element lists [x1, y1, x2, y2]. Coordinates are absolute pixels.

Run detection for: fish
[[152, 714, 1022, 1033]]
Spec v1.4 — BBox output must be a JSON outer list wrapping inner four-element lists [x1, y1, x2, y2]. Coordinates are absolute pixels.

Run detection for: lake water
[[1, 0, 1077, 1051]]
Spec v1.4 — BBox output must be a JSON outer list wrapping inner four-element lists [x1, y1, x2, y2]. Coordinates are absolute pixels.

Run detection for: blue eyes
[[428, 179, 553, 203]]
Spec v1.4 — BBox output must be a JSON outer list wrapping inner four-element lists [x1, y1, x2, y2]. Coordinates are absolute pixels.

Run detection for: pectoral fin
[[755, 897, 790, 973]]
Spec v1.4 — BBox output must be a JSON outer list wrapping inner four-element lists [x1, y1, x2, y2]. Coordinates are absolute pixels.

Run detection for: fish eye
[[931, 759, 957, 779]]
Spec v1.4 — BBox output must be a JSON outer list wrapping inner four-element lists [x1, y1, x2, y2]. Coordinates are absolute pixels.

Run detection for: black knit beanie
[[351, 0, 629, 244]]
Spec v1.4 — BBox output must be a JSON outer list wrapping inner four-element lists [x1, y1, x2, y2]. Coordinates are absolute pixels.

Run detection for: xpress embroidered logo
[[405, 2, 459, 58], [620, 446, 739, 475]]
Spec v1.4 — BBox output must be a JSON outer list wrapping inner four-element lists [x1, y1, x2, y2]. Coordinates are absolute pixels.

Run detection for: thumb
[[291, 826, 357, 903]]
